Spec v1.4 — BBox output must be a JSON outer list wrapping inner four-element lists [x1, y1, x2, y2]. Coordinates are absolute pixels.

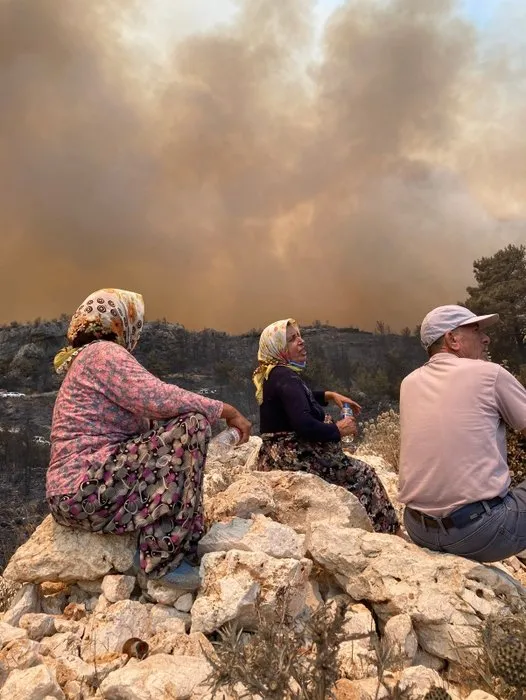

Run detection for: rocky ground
[[0, 438, 524, 699]]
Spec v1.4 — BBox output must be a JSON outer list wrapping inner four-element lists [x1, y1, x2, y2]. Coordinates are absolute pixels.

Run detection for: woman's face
[[286, 324, 307, 364]]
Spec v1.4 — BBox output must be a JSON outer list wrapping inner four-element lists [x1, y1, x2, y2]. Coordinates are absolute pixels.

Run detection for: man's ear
[[443, 329, 459, 351]]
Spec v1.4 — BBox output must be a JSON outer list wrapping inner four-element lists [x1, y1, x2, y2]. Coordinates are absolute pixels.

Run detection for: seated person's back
[[399, 304, 526, 563], [399, 352, 520, 517]]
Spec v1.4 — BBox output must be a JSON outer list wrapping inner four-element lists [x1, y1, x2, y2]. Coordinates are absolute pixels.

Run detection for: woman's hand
[[336, 416, 358, 438], [220, 403, 252, 444], [325, 391, 361, 415]]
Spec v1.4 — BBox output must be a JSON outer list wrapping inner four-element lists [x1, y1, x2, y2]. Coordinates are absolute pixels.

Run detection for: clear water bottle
[[341, 402, 354, 447], [211, 426, 242, 448]]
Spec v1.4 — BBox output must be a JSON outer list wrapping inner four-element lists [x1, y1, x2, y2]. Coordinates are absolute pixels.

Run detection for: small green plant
[[358, 409, 400, 471], [205, 590, 346, 700], [493, 638, 526, 689], [423, 687, 452, 700], [476, 613, 526, 699]]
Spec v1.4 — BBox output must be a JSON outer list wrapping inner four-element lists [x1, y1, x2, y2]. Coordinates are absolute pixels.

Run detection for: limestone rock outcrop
[[0, 439, 524, 699]]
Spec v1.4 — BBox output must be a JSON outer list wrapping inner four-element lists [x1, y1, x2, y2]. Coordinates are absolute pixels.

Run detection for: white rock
[[148, 631, 213, 658], [382, 613, 418, 667], [465, 692, 500, 700], [502, 556, 522, 572], [3, 583, 40, 626], [297, 579, 323, 621], [398, 665, 448, 699], [412, 648, 446, 671], [338, 604, 378, 680], [19, 614, 56, 641], [341, 603, 376, 639], [81, 600, 152, 662], [150, 604, 187, 634], [261, 470, 373, 533], [53, 619, 85, 636], [191, 550, 312, 634], [101, 575, 136, 603], [207, 471, 372, 535], [198, 515, 306, 560], [174, 593, 194, 613], [99, 653, 211, 699], [39, 632, 81, 659], [62, 680, 82, 700], [0, 663, 65, 700], [61, 602, 87, 622], [338, 640, 378, 681], [3, 516, 135, 584], [191, 682, 261, 700], [204, 436, 262, 499], [205, 473, 276, 522], [53, 652, 126, 688], [0, 638, 42, 671], [92, 594, 112, 615], [308, 524, 525, 666], [333, 677, 389, 700], [145, 579, 184, 606], [0, 621, 28, 645]]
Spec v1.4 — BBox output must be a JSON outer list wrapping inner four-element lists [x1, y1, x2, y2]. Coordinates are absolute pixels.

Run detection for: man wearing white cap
[[398, 304, 526, 561]]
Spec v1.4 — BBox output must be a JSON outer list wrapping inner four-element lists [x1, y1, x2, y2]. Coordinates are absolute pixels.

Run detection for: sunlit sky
[[128, 0, 504, 57]]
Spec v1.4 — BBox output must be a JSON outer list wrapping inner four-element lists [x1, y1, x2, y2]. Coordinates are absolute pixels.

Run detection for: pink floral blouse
[[47, 341, 223, 497]]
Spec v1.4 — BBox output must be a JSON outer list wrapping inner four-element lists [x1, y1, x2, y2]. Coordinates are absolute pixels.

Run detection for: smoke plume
[[1, 0, 525, 332]]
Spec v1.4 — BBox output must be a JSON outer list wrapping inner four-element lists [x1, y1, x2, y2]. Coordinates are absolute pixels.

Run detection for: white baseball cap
[[420, 305, 500, 349]]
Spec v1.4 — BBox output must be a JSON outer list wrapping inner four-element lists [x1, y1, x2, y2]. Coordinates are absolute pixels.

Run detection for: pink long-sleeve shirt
[[46, 341, 223, 497]]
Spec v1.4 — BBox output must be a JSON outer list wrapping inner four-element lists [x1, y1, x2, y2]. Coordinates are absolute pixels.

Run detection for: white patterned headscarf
[[54, 288, 144, 374], [252, 318, 303, 405]]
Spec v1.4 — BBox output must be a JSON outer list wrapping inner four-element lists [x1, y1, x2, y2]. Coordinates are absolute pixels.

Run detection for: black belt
[[406, 496, 504, 530]]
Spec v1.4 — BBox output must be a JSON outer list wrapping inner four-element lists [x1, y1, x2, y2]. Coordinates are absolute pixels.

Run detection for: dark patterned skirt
[[48, 413, 210, 577], [258, 432, 399, 534]]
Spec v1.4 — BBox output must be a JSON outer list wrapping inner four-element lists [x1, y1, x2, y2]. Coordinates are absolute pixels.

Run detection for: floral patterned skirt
[[47, 412, 211, 577], [258, 432, 399, 534]]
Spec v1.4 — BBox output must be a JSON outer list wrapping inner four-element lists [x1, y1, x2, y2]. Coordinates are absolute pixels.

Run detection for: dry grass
[[359, 409, 400, 471], [205, 590, 346, 700], [508, 428, 526, 488], [0, 576, 21, 613]]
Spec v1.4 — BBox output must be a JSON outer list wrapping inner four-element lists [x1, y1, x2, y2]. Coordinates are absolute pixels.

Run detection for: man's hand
[[220, 403, 252, 444], [325, 391, 362, 415]]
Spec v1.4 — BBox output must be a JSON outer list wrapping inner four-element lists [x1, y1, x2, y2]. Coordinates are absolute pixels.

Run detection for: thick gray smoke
[[1, 0, 524, 332]]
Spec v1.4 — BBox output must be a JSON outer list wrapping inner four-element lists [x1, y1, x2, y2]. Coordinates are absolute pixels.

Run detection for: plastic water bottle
[[211, 427, 242, 448], [341, 402, 354, 447]]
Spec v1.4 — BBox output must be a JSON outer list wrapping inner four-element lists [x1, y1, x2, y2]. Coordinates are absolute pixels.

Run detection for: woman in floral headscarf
[[254, 319, 399, 534], [47, 288, 251, 587]]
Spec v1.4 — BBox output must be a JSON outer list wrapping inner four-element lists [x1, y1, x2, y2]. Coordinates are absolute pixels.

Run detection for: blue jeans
[[404, 482, 526, 562]]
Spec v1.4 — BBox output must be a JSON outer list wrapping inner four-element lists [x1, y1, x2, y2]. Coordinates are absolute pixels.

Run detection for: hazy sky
[[1, 0, 525, 332]]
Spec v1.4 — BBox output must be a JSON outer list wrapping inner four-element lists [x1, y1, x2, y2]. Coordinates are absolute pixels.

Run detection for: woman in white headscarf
[[254, 318, 399, 534], [47, 288, 251, 587]]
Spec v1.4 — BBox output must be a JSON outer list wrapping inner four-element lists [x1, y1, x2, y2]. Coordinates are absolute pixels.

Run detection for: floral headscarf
[[252, 318, 304, 405], [54, 288, 145, 375]]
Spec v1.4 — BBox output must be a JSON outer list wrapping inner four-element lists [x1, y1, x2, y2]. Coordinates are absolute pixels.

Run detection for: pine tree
[[464, 244, 526, 370]]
